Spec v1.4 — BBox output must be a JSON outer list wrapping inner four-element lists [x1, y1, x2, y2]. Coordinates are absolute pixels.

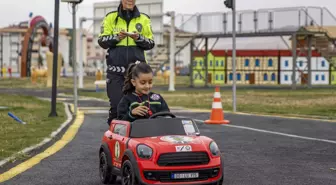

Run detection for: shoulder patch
[[150, 93, 161, 101], [140, 12, 151, 19]]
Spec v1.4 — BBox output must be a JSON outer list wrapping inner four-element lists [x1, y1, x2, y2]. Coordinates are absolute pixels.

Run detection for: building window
[[332, 75, 335, 81], [263, 73, 268, 81], [193, 61, 197, 66], [321, 60, 325, 67], [268, 59, 273, 67], [321, 75, 325, 81], [200, 61, 203, 66], [229, 73, 233, 80], [255, 59, 260, 67], [245, 59, 249, 67], [237, 73, 241, 81], [285, 75, 288, 81], [271, 73, 276, 81], [245, 74, 249, 80], [210, 61, 212, 66], [299, 61, 303, 67], [221, 60, 224, 66], [220, 74, 224, 80], [285, 60, 288, 67], [216, 60, 219, 66], [315, 75, 319, 81]]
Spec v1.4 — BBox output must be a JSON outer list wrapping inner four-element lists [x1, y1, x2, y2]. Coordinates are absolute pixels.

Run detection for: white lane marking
[[191, 118, 336, 145]]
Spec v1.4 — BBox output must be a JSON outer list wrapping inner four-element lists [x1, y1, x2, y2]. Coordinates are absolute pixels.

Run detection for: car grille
[[143, 168, 220, 182], [157, 152, 210, 166]]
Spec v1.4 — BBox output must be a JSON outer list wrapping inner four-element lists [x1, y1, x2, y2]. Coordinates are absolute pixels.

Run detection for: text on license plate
[[171, 172, 199, 179]]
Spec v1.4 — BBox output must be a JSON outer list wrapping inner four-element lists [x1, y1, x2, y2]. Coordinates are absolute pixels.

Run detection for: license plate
[[171, 172, 199, 179]]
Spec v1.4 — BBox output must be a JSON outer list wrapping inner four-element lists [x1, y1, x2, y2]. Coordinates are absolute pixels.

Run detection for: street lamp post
[[49, 0, 60, 117], [61, 0, 83, 115], [167, 11, 176, 92], [224, 0, 236, 112], [79, 18, 86, 89]]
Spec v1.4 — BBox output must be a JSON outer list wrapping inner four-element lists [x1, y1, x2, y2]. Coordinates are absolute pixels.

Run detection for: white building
[[280, 56, 329, 85]]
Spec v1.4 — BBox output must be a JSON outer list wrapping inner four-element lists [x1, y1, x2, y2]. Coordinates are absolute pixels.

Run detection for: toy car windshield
[[129, 117, 200, 138]]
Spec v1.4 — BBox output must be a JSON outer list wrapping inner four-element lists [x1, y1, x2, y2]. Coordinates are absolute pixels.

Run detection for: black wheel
[[99, 151, 117, 184], [121, 160, 136, 185], [217, 176, 224, 185]]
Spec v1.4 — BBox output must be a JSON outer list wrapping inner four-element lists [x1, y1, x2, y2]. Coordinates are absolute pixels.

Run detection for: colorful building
[[193, 50, 226, 85], [331, 66, 336, 85], [192, 49, 334, 85], [226, 50, 279, 85]]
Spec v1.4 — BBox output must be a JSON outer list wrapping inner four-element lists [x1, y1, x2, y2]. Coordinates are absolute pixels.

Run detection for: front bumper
[[136, 158, 223, 185]]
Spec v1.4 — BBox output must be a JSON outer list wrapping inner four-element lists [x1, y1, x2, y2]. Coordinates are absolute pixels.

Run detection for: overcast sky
[[0, 0, 335, 30]]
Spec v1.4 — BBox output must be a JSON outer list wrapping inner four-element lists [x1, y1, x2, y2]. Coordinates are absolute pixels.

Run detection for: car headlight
[[209, 141, 220, 156], [136, 144, 153, 159]]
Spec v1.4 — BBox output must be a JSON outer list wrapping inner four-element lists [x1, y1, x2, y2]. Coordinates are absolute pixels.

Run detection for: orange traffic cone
[[205, 86, 230, 124]]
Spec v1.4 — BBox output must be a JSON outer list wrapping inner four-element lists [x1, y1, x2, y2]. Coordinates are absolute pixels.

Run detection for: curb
[[57, 93, 107, 102], [0, 102, 74, 168]]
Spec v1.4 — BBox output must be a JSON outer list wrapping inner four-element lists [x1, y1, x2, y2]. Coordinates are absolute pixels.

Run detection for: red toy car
[[99, 112, 224, 185]]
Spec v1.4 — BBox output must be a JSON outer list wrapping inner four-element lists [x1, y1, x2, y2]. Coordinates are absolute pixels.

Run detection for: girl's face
[[131, 72, 153, 95]]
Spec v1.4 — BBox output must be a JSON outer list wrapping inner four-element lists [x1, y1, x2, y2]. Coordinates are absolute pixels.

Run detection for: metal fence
[[172, 7, 336, 35]]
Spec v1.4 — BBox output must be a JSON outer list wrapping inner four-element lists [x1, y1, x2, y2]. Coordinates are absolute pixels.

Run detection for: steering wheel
[[149, 111, 176, 119]]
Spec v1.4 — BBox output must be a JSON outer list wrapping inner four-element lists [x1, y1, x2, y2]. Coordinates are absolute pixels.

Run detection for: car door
[[111, 123, 128, 169]]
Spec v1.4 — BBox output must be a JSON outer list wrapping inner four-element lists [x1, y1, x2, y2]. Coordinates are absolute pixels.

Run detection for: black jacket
[[98, 4, 155, 77], [117, 92, 170, 122]]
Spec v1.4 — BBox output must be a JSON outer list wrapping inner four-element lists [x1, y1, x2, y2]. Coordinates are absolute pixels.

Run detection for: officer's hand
[[118, 30, 127, 40], [131, 106, 148, 116], [130, 32, 140, 40]]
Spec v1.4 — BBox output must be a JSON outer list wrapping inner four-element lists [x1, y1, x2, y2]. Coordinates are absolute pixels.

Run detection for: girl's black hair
[[122, 62, 153, 94]]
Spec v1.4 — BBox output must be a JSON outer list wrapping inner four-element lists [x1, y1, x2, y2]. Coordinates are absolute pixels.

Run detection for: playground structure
[[20, 15, 53, 77], [0, 15, 70, 79]]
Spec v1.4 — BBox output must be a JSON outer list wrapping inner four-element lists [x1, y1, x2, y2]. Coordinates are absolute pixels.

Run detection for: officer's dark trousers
[[106, 73, 125, 125]]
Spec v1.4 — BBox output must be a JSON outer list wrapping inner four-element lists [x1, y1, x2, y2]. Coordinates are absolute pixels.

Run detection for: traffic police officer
[[98, 0, 155, 125]]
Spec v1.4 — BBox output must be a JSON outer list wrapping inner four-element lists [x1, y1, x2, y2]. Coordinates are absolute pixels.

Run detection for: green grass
[[0, 94, 66, 161], [77, 88, 336, 120], [0, 76, 190, 90], [0, 76, 98, 90]]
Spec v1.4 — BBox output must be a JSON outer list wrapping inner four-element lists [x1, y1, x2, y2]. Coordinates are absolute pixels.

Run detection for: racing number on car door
[[112, 123, 127, 168]]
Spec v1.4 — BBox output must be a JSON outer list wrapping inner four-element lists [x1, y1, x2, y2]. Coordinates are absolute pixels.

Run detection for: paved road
[[1, 91, 336, 185]]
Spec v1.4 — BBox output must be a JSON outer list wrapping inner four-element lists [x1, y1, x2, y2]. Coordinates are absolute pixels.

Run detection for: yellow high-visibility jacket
[[98, 4, 155, 75]]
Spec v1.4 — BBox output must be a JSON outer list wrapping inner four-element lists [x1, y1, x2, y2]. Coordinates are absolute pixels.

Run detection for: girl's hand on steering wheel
[[131, 106, 149, 116]]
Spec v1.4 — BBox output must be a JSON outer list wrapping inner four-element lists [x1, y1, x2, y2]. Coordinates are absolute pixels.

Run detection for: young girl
[[117, 61, 170, 122]]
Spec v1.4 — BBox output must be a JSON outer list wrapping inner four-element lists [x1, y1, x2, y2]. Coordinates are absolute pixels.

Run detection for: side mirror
[[105, 131, 113, 140]]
